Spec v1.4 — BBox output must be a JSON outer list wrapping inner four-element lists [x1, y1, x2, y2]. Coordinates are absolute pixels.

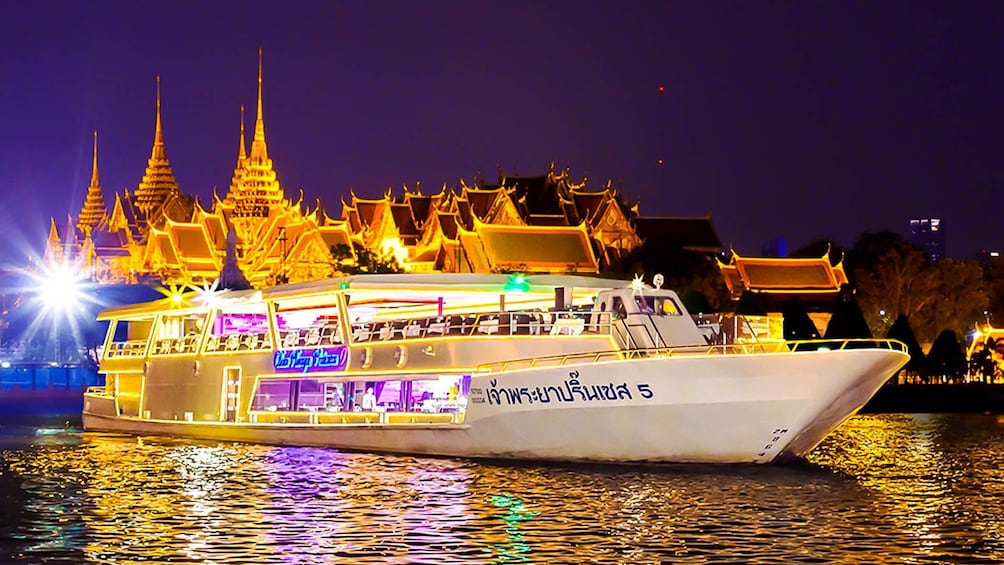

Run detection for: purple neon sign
[[273, 346, 349, 374]]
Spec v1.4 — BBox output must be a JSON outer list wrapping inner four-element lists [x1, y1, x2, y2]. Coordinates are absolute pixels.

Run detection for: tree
[[781, 298, 820, 340], [825, 288, 872, 339], [848, 231, 915, 273], [855, 246, 939, 340], [885, 314, 926, 376], [789, 239, 845, 264], [982, 257, 1004, 326], [735, 290, 768, 316], [331, 242, 404, 274], [924, 330, 967, 382], [917, 258, 987, 341]]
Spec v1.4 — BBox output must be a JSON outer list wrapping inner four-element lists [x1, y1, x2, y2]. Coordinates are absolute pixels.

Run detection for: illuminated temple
[[47, 53, 721, 288]]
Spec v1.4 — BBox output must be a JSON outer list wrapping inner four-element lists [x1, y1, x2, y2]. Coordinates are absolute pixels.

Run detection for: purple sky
[[1, 1, 1003, 265]]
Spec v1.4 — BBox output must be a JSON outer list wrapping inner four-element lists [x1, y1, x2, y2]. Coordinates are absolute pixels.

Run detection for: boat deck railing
[[103, 309, 612, 360], [84, 386, 112, 397], [477, 338, 909, 374], [247, 410, 462, 425]]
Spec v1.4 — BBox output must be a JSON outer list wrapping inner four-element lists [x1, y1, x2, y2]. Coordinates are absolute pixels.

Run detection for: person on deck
[[362, 387, 377, 411]]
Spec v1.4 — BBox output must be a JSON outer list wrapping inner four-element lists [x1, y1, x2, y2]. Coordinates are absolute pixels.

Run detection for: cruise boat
[[83, 273, 909, 464]]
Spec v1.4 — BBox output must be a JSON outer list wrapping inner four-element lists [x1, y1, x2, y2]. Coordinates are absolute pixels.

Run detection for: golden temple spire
[[249, 47, 268, 162], [227, 48, 283, 222], [90, 130, 100, 188], [77, 130, 108, 235], [152, 75, 165, 160], [132, 75, 181, 223], [226, 105, 248, 204], [239, 104, 247, 161]]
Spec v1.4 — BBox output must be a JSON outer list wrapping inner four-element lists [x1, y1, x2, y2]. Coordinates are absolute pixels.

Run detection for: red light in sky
[[657, 159, 664, 165], [658, 85, 665, 93]]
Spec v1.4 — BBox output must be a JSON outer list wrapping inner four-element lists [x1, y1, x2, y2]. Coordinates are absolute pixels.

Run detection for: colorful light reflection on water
[[1, 414, 1003, 563]]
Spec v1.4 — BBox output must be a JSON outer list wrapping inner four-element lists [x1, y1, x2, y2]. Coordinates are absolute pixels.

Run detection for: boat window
[[275, 305, 341, 349], [151, 313, 206, 355], [612, 297, 628, 319], [251, 379, 350, 412], [206, 304, 273, 353], [248, 375, 471, 420], [633, 296, 683, 317], [657, 297, 682, 316], [252, 380, 294, 411], [105, 318, 153, 358], [635, 296, 656, 314]]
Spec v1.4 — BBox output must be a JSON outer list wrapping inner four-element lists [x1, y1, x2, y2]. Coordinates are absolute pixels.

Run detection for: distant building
[[761, 238, 787, 258], [909, 218, 945, 262]]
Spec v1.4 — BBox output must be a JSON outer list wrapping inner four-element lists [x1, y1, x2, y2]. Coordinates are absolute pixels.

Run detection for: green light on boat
[[504, 274, 529, 293], [339, 281, 350, 289]]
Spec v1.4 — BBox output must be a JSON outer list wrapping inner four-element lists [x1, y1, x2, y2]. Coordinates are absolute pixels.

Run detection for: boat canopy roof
[[97, 273, 639, 321]]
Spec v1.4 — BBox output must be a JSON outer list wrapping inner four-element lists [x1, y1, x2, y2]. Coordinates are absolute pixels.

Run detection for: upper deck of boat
[[97, 273, 632, 320]]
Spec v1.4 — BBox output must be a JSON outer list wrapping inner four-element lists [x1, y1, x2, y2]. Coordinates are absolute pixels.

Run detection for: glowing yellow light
[[157, 284, 188, 309], [380, 238, 409, 270]]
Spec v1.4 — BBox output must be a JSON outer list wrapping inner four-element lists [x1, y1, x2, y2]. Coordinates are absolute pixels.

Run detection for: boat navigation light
[[630, 275, 645, 293], [504, 273, 530, 293], [653, 273, 665, 290]]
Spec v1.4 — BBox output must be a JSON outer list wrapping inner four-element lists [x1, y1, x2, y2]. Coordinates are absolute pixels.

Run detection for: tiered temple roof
[[223, 50, 284, 224], [129, 76, 184, 228], [76, 131, 107, 236]]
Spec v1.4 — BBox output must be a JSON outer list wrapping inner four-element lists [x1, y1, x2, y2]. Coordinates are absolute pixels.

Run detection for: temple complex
[[47, 52, 722, 289]]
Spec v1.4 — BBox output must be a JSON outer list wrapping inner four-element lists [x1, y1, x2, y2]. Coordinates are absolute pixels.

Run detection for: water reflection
[[0, 414, 1002, 563], [810, 414, 1004, 562]]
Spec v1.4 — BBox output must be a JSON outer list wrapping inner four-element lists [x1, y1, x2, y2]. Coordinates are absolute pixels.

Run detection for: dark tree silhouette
[[782, 298, 820, 341], [825, 287, 872, 339], [331, 242, 404, 274], [885, 314, 926, 375], [924, 330, 967, 382], [788, 239, 845, 264], [735, 290, 768, 316], [680, 289, 712, 315]]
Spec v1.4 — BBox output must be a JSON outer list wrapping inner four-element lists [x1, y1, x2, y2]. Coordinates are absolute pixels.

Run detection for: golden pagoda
[[129, 76, 188, 229], [76, 131, 107, 236]]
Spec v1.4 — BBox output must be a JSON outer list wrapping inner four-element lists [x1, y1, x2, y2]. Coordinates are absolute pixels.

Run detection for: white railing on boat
[[104, 340, 148, 358], [246, 410, 460, 425], [103, 309, 610, 360], [476, 338, 909, 374], [84, 386, 112, 397]]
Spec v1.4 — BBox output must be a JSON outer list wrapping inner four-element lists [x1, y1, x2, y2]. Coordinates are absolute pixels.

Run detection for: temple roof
[[227, 50, 284, 219], [460, 218, 599, 274], [718, 251, 849, 300], [77, 131, 107, 235], [131, 76, 181, 223]]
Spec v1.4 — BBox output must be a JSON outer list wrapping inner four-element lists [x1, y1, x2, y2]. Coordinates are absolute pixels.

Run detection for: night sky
[[2, 1, 1003, 266]]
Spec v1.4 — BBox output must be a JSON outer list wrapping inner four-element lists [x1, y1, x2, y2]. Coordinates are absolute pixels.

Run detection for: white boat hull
[[84, 346, 907, 464]]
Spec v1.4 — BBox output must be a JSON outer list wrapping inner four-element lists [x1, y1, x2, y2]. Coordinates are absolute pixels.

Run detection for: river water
[[1, 413, 1002, 564]]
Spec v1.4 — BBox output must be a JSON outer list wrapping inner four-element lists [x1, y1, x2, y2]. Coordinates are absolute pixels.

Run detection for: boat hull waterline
[[85, 347, 908, 464]]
